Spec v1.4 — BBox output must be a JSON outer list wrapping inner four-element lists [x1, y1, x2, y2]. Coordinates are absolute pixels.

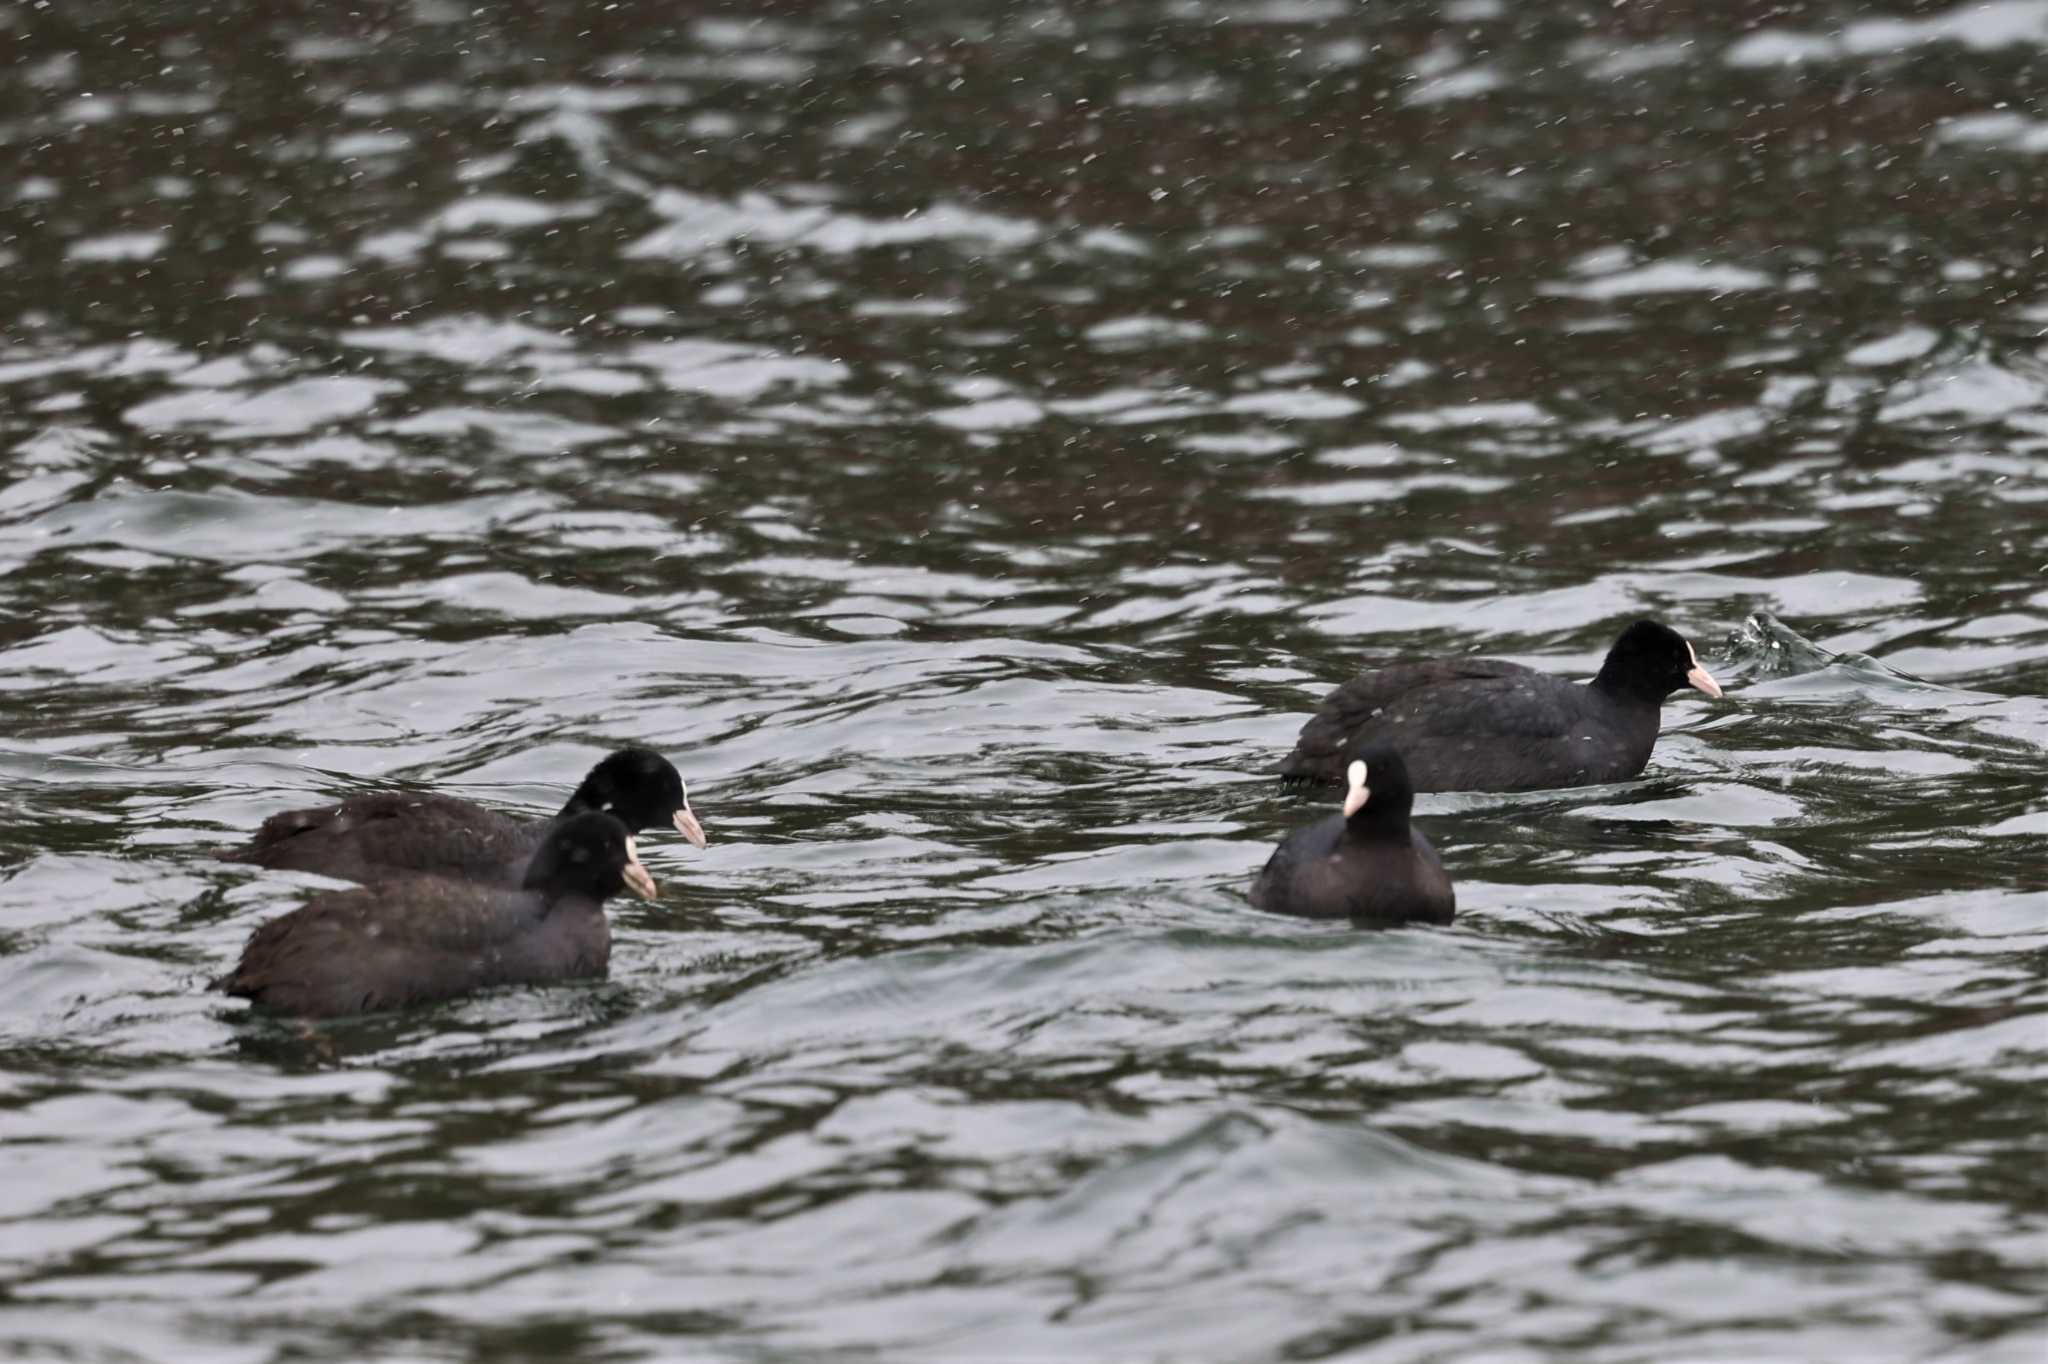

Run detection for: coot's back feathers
[[1251, 745, 1454, 924], [227, 792, 537, 884], [215, 811, 654, 1019], [1277, 619, 1721, 793], [221, 745, 704, 887]]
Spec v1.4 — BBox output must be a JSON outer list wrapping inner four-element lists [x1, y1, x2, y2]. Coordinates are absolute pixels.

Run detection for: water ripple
[[0, 1, 2043, 1360]]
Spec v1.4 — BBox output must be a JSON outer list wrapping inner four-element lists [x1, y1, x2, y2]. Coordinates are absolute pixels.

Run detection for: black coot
[[221, 746, 706, 886], [214, 811, 657, 1018], [1251, 745, 1454, 924], [1278, 619, 1723, 792]]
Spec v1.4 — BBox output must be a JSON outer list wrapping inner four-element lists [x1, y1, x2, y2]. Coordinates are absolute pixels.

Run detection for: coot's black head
[[568, 746, 707, 848], [523, 811, 658, 903], [1342, 742, 1417, 829], [1592, 619, 1723, 704]]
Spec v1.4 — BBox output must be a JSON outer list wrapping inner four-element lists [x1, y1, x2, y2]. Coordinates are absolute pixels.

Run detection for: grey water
[[2, 1, 2045, 1360]]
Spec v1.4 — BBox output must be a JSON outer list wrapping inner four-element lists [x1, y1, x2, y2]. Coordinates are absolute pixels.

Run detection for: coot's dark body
[[1251, 745, 1454, 925], [1277, 620, 1722, 793], [215, 812, 656, 1018], [221, 746, 704, 887]]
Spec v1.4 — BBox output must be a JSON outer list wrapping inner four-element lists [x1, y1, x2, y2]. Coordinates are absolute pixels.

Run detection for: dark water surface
[[3, 1, 2046, 1359]]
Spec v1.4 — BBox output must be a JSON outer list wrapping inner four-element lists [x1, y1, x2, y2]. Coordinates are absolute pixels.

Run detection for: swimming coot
[[214, 811, 656, 1018], [221, 746, 706, 886], [1251, 746, 1454, 924], [1277, 619, 1722, 792]]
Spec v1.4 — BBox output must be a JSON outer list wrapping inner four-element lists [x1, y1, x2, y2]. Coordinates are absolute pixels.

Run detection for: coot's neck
[[536, 885, 603, 916], [522, 842, 565, 896], [1588, 664, 1667, 708], [554, 782, 612, 824], [521, 863, 605, 912], [1343, 807, 1413, 846]]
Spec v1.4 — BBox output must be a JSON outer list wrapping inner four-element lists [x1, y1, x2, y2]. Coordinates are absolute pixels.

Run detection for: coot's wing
[[221, 792, 536, 885], [215, 880, 527, 1016], [1402, 826, 1457, 926], [1250, 811, 1460, 924], [1369, 673, 1654, 793], [1248, 814, 1345, 914], [1278, 659, 1536, 782], [1374, 671, 1582, 740]]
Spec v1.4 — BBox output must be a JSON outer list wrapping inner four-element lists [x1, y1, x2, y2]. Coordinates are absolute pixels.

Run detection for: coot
[[1250, 745, 1454, 924], [1278, 619, 1722, 792], [222, 746, 706, 886], [214, 811, 656, 1018]]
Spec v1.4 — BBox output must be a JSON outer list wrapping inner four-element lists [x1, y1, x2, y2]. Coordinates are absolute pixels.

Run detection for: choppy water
[[3, 2, 2046, 1359]]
